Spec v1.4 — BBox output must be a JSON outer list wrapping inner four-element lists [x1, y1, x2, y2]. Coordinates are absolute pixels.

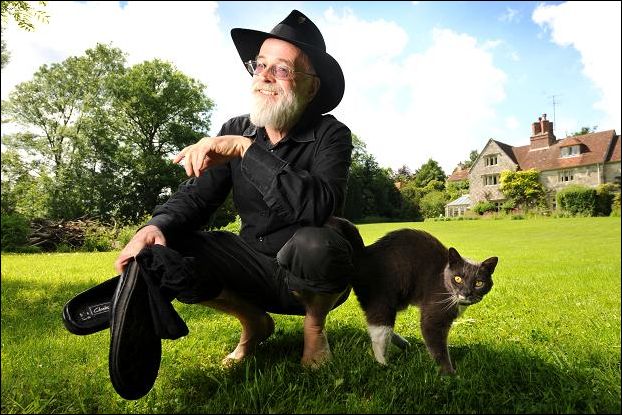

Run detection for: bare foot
[[300, 319, 332, 369], [222, 313, 274, 366]]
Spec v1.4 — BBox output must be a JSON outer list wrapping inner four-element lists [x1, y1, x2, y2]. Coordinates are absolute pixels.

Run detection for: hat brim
[[231, 28, 344, 115]]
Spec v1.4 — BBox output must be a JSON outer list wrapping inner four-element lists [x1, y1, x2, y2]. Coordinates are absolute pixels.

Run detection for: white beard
[[250, 83, 307, 131]]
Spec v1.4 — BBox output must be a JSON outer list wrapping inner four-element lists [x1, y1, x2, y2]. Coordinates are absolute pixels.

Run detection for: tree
[[1, 1, 48, 31], [2, 44, 127, 219], [463, 150, 479, 169], [1, 26, 9, 69], [394, 164, 414, 184], [420, 190, 448, 218], [1, 1, 48, 69], [110, 58, 214, 221], [2, 44, 214, 223], [344, 134, 401, 221], [499, 169, 546, 210], [413, 158, 446, 188], [572, 126, 598, 136]]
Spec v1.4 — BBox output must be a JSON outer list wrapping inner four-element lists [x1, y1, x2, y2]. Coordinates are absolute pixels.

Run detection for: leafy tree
[[572, 126, 598, 136], [110, 58, 213, 221], [463, 150, 479, 169], [2, 44, 127, 219], [394, 164, 414, 184], [1, 1, 48, 31], [420, 190, 448, 218], [397, 180, 423, 221], [446, 179, 469, 201], [1, 26, 9, 69], [499, 169, 546, 210], [2, 43, 214, 223], [413, 158, 446, 188], [344, 134, 401, 221]]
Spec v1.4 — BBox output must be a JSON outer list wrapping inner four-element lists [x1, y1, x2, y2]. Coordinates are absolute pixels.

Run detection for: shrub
[[82, 225, 117, 252], [556, 185, 597, 216], [596, 183, 617, 216], [611, 192, 621, 217], [1, 212, 31, 251], [420, 190, 447, 218], [472, 201, 496, 215]]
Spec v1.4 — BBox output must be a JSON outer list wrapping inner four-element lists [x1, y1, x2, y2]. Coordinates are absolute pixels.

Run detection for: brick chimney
[[529, 113, 556, 150]]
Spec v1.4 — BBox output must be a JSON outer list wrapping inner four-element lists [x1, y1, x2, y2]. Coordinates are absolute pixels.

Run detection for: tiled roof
[[509, 130, 617, 171], [559, 137, 582, 147], [607, 135, 621, 162], [447, 168, 469, 181], [492, 140, 519, 164]]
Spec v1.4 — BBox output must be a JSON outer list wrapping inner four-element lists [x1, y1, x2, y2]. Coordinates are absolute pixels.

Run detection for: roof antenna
[[548, 94, 561, 133]]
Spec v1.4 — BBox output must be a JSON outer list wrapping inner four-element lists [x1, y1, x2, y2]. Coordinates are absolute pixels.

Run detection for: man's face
[[250, 38, 318, 131]]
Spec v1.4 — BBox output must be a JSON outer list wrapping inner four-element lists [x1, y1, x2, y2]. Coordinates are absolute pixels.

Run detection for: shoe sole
[[109, 260, 161, 400]]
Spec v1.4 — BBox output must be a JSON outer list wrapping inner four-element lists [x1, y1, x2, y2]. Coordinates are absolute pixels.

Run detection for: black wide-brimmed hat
[[231, 9, 345, 115]]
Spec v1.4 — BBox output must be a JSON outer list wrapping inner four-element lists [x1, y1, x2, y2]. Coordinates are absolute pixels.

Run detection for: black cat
[[326, 217, 498, 374]]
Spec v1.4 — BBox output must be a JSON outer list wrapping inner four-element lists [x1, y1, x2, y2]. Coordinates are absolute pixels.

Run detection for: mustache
[[252, 84, 284, 94]]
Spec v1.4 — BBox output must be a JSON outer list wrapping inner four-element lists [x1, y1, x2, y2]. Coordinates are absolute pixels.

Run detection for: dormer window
[[560, 145, 581, 158], [484, 155, 498, 166]]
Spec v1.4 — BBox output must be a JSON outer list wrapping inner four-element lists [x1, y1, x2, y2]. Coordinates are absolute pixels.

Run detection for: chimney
[[530, 113, 556, 150]]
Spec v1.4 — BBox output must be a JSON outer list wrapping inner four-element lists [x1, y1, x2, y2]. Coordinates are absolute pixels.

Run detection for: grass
[[1, 217, 620, 413]]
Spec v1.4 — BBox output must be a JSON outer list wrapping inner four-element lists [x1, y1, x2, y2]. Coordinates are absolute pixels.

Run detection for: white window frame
[[560, 145, 581, 158], [483, 174, 499, 186], [485, 154, 499, 166], [558, 170, 574, 182]]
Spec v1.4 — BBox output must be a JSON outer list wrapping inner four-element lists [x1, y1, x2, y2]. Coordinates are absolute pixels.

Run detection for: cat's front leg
[[420, 310, 455, 375], [367, 324, 393, 365]]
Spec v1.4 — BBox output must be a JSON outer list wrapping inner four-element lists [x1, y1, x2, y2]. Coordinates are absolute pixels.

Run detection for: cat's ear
[[448, 247, 462, 266], [482, 257, 498, 274]]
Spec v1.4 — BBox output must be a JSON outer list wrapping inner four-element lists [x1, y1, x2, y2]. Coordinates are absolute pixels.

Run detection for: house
[[445, 114, 621, 214]]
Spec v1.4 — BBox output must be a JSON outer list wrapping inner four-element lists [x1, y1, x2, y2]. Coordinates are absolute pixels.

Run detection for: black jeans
[[166, 226, 354, 315]]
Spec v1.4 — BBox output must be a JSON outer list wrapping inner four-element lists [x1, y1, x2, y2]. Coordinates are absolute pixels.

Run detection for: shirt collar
[[242, 116, 317, 143]]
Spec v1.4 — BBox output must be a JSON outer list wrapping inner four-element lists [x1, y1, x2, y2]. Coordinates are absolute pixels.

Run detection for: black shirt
[[146, 113, 353, 256]]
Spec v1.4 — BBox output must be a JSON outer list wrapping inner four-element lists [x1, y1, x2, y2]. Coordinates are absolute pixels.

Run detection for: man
[[114, 9, 353, 371]]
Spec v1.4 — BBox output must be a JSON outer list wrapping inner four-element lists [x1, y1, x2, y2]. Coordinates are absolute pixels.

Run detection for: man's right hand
[[114, 225, 166, 274]]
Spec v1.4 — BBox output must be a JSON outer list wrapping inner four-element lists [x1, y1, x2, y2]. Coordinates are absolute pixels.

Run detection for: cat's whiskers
[[433, 293, 460, 311]]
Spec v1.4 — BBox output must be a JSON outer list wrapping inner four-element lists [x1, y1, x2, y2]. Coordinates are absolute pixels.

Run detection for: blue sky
[[1, 1, 620, 174]]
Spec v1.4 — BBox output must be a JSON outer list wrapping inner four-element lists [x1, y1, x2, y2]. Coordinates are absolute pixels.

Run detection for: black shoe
[[62, 275, 120, 335], [109, 259, 161, 400]]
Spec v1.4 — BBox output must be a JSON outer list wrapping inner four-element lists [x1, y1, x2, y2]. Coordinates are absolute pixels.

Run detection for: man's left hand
[[173, 135, 252, 177]]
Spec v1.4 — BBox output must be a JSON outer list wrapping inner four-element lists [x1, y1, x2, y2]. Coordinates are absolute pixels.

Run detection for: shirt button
[[258, 236, 264, 242]]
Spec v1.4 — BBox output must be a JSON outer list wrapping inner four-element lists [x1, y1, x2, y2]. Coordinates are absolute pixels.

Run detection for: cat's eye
[[475, 280, 484, 288], [453, 276, 463, 284]]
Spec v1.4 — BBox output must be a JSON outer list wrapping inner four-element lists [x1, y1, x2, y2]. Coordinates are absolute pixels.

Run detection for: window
[[560, 145, 581, 158], [483, 174, 499, 186], [485, 155, 498, 166], [558, 170, 574, 182]]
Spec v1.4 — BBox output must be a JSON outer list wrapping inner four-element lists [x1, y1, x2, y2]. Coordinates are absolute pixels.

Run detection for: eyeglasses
[[244, 60, 318, 80]]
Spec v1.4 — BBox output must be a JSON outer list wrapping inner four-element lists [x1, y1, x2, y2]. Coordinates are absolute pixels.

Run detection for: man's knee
[[277, 227, 351, 268], [277, 227, 354, 295]]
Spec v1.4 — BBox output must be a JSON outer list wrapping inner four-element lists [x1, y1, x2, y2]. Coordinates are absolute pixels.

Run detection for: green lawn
[[1, 217, 620, 413]]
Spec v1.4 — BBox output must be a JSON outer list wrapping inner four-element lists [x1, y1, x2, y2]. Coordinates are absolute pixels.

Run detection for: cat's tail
[[324, 216, 366, 258]]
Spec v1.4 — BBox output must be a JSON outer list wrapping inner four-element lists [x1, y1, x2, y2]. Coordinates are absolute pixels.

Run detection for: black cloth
[[165, 227, 353, 315], [134, 245, 203, 339], [146, 114, 353, 257]]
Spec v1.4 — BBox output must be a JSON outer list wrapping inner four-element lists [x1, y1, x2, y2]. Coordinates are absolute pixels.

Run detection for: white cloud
[[1, 1, 249, 135], [532, 1, 621, 134], [499, 7, 520, 23], [505, 116, 519, 131], [2, 3, 509, 174], [322, 9, 507, 173]]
